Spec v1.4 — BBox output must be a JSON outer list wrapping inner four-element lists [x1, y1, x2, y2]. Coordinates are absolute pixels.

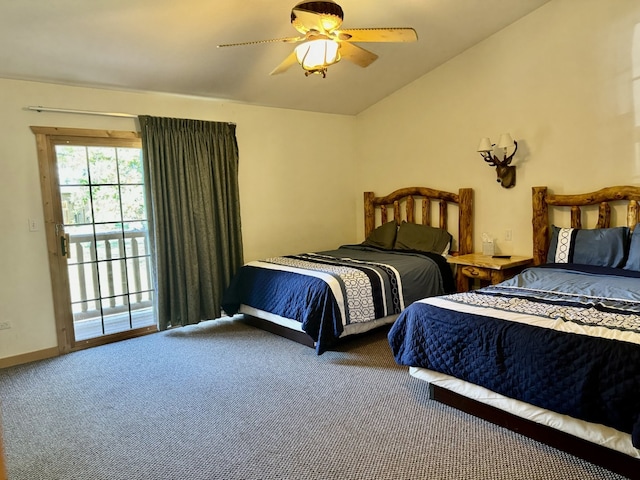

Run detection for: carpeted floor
[[0, 317, 630, 479]]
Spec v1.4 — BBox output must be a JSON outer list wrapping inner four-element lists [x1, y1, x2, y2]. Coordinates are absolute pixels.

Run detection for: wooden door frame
[[31, 127, 155, 354]]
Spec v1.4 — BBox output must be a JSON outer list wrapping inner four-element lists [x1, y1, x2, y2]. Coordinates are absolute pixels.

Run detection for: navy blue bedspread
[[222, 245, 453, 354], [388, 265, 640, 447], [223, 267, 343, 353]]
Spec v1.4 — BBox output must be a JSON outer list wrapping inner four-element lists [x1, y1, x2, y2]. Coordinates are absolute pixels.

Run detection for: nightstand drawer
[[460, 265, 492, 281]]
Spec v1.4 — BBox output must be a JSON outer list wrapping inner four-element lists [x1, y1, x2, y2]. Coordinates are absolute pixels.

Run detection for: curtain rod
[[27, 106, 137, 118], [26, 106, 236, 125]]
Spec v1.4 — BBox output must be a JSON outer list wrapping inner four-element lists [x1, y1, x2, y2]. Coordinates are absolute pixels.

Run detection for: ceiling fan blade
[[338, 28, 418, 43], [338, 42, 378, 68], [270, 51, 299, 75], [218, 37, 303, 48]]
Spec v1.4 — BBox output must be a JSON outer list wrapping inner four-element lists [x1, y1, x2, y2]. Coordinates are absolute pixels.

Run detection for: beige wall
[[355, 0, 640, 253], [3, 0, 640, 363], [0, 79, 356, 361]]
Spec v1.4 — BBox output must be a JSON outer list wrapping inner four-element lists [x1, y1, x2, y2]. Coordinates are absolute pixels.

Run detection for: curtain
[[139, 116, 243, 330]]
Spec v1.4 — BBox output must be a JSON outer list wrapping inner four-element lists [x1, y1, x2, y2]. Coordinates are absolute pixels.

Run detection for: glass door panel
[[55, 143, 155, 342]]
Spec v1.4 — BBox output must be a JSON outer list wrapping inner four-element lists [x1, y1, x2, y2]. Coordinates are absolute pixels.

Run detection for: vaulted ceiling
[[0, 0, 550, 115]]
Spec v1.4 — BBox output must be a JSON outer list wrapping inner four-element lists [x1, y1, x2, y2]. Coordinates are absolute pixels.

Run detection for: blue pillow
[[547, 225, 629, 268], [623, 224, 640, 271]]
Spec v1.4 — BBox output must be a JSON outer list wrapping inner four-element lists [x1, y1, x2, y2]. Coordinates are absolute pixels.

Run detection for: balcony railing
[[67, 230, 154, 338]]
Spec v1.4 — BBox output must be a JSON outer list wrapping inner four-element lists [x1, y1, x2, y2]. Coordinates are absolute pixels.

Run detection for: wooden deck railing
[[68, 229, 152, 320]]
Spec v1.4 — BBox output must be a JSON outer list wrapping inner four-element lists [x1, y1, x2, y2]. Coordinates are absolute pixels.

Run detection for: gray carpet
[[0, 317, 628, 480]]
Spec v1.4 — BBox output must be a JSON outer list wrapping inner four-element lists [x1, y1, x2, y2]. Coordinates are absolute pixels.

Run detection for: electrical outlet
[[0, 321, 11, 330], [505, 229, 513, 242], [28, 218, 38, 231]]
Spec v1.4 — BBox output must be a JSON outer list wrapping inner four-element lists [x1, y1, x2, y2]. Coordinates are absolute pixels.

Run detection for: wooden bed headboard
[[364, 186, 473, 255], [532, 185, 640, 265]]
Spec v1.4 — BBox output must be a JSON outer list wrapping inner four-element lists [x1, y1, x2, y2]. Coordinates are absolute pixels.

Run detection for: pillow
[[362, 220, 398, 249], [546, 225, 629, 268], [623, 223, 640, 271], [394, 221, 452, 255]]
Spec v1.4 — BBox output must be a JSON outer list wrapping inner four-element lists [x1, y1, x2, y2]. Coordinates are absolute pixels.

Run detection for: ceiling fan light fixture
[[219, 1, 417, 77], [294, 39, 340, 76]]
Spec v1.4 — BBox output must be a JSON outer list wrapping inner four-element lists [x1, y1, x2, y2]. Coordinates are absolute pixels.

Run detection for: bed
[[388, 185, 640, 477], [222, 186, 473, 354]]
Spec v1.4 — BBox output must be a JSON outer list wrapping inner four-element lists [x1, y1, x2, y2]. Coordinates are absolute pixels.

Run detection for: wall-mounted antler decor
[[477, 133, 518, 188]]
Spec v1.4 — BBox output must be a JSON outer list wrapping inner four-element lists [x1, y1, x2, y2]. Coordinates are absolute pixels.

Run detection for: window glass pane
[[88, 147, 118, 184], [94, 223, 125, 261], [121, 185, 146, 221], [60, 186, 92, 225], [72, 298, 102, 318], [122, 220, 147, 234], [118, 148, 144, 184], [66, 225, 96, 265], [131, 290, 154, 329], [127, 257, 152, 294], [56, 145, 89, 185], [69, 261, 99, 304], [73, 297, 105, 341], [92, 186, 121, 223], [102, 295, 132, 335], [98, 258, 128, 298], [124, 222, 149, 257]]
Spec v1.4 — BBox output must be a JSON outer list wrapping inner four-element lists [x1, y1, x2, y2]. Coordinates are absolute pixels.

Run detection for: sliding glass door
[[33, 127, 157, 352]]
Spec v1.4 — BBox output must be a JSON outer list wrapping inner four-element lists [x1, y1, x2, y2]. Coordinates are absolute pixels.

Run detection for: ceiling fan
[[217, 0, 418, 78]]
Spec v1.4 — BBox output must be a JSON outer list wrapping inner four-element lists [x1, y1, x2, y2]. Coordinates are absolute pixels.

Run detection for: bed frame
[[427, 185, 640, 478], [242, 186, 474, 347]]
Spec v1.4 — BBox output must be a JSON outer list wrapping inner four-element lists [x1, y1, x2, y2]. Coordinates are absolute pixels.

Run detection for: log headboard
[[532, 185, 640, 265], [364, 186, 473, 256]]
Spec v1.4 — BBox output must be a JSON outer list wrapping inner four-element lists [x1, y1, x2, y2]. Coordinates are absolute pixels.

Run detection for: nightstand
[[446, 253, 533, 292]]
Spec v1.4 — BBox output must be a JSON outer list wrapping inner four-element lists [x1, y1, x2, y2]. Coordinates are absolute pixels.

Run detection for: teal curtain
[[139, 116, 243, 330]]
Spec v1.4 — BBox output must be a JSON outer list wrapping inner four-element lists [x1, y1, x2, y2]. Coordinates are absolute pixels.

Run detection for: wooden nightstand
[[447, 253, 533, 292]]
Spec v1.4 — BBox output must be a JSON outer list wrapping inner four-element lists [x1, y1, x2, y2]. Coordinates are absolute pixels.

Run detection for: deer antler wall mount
[[477, 133, 518, 189]]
